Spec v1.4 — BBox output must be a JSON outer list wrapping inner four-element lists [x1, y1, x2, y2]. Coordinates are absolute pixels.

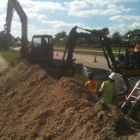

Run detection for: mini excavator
[[62, 27, 140, 74], [65, 27, 140, 76]]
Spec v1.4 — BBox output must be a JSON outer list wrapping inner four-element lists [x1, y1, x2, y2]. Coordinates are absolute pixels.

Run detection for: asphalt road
[[54, 51, 109, 70], [53, 51, 110, 80], [0, 54, 9, 73]]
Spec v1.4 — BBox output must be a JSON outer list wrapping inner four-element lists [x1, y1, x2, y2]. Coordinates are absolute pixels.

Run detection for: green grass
[[54, 46, 123, 57], [0, 51, 17, 63], [54, 45, 126, 52], [73, 74, 88, 84]]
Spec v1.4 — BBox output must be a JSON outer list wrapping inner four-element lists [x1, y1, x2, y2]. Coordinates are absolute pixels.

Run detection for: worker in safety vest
[[85, 72, 98, 97], [134, 37, 140, 52], [129, 37, 140, 67], [99, 72, 118, 104]]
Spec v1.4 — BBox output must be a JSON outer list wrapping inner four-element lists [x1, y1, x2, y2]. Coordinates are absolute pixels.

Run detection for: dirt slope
[[0, 58, 139, 140]]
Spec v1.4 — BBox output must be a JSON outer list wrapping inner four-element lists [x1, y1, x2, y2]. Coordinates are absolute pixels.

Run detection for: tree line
[[10, 28, 140, 48], [54, 28, 140, 48]]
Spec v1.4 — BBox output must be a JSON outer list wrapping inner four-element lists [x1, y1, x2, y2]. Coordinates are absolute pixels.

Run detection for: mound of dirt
[[0, 58, 139, 140]]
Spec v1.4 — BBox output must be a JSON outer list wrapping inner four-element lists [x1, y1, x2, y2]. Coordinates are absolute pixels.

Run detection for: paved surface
[[12, 47, 110, 70], [12, 47, 112, 75], [53, 51, 109, 70], [0, 54, 9, 73]]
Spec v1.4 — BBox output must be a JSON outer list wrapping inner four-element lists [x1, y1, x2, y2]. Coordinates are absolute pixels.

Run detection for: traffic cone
[[93, 55, 97, 62], [56, 52, 58, 56]]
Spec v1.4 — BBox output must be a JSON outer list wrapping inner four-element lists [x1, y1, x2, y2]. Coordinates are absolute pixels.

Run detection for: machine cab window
[[32, 37, 41, 48], [30, 35, 54, 62], [118, 34, 140, 69]]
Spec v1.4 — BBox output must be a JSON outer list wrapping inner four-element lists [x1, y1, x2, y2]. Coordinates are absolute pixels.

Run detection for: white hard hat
[[109, 72, 117, 81]]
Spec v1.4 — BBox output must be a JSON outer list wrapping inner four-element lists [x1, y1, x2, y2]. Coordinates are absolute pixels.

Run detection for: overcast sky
[[0, 0, 140, 41]]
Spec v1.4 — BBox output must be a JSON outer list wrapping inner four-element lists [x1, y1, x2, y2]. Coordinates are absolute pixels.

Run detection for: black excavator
[[65, 26, 140, 76], [0, 0, 27, 57], [0, 0, 75, 70], [0, 0, 57, 68]]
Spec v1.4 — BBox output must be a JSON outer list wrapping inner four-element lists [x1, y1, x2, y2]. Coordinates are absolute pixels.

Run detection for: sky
[[0, 0, 140, 41]]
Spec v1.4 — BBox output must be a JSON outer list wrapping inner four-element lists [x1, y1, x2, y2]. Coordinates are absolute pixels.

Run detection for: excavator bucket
[[0, 31, 11, 51]]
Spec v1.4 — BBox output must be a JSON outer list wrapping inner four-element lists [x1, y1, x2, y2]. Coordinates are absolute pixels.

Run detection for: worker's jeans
[[129, 53, 136, 66]]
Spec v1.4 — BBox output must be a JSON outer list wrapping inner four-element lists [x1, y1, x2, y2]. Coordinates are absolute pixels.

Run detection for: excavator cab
[[117, 34, 140, 76], [29, 35, 53, 64]]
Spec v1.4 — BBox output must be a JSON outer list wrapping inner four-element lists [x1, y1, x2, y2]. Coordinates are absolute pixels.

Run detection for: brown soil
[[0, 58, 140, 140]]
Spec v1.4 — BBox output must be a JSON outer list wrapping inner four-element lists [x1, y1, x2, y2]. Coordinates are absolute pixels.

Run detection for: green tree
[[54, 31, 67, 46], [126, 29, 140, 35], [54, 31, 67, 39], [91, 27, 110, 36], [102, 27, 110, 35], [111, 32, 122, 44], [10, 35, 15, 45]]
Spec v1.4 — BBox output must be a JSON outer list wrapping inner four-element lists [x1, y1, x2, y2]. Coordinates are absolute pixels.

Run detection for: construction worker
[[129, 37, 140, 66], [134, 37, 140, 52], [85, 72, 98, 97], [99, 72, 118, 104]]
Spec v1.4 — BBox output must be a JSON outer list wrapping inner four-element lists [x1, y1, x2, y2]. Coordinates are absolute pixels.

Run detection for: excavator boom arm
[[62, 26, 117, 71], [5, 0, 14, 34], [1, 0, 28, 56]]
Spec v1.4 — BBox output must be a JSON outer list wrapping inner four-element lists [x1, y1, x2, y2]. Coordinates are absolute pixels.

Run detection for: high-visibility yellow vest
[[87, 80, 98, 96], [134, 44, 140, 52], [101, 81, 115, 103]]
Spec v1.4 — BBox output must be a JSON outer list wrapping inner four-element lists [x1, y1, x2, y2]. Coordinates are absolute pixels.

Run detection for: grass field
[[54, 46, 125, 57], [54, 45, 126, 51], [0, 51, 17, 63]]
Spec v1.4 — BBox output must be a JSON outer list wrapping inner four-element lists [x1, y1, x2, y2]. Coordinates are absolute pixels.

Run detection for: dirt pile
[[0, 58, 139, 140]]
